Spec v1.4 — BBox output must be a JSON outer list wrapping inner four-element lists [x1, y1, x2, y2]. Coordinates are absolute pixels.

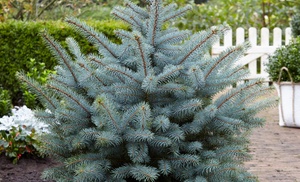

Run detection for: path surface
[[245, 91, 300, 182]]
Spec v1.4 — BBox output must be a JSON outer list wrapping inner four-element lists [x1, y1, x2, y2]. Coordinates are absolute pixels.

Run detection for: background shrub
[[0, 89, 12, 117], [291, 13, 300, 37], [266, 37, 300, 83], [0, 19, 129, 113]]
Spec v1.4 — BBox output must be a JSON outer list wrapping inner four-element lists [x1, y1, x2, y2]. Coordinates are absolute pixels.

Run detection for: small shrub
[[0, 20, 129, 107], [266, 37, 300, 83], [0, 106, 49, 164]]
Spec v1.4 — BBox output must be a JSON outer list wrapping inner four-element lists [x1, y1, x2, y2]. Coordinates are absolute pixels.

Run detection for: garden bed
[[0, 154, 58, 182]]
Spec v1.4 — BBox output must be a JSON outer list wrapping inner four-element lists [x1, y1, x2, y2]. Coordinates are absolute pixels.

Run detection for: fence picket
[[224, 29, 233, 46], [285, 28, 292, 45], [273, 28, 282, 46], [236, 27, 245, 45], [212, 27, 292, 82], [248, 28, 258, 77], [261, 28, 270, 79]]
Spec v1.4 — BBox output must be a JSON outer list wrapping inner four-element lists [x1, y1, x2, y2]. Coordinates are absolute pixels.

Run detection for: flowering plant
[[0, 106, 49, 164]]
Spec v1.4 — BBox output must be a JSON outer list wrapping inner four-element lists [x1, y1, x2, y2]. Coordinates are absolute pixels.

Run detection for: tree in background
[[0, 0, 104, 21], [177, 0, 300, 31], [291, 13, 300, 37], [0, 0, 58, 21], [19, 0, 275, 181], [1, 0, 298, 31]]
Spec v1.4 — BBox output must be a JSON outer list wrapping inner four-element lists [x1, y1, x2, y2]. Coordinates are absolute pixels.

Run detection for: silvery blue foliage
[[18, 0, 275, 181]]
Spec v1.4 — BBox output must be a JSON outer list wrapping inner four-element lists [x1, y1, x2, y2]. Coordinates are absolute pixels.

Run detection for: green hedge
[[0, 19, 129, 107]]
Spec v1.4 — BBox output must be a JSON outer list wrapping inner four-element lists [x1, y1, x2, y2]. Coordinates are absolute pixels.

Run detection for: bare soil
[[0, 154, 58, 182]]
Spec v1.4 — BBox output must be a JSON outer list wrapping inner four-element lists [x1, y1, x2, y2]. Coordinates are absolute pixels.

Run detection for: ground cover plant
[[0, 106, 49, 164], [19, 0, 275, 181]]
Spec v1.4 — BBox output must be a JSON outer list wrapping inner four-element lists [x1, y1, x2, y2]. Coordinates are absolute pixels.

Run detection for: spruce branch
[[111, 7, 142, 31], [158, 160, 172, 175], [109, 66, 141, 84], [149, 136, 172, 147], [121, 102, 150, 130], [89, 55, 141, 84], [65, 154, 105, 170], [41, 32, 79, 83], [135, 35, 149, 76], [150, 0, 160, 46], [172, 99, 202, 118], [115, 30, 135, 41], [47, 84, 91, 115], [127, 143, 149, 163], [169, 154, 200, 167], [77, 63, 107, 86], [65, 18, 118, 59], [157, 65, 183, 84], [38, 136, 70, 158], [113, 83, 144, 104], [157, 45, 182, 56], [204, 44, 247, 79], [178, 26, 229, 65], [124, 129, 154, 142], [112, 165, 131, 179], [228, 66, 248, 78], [125, 0, 149, 19], [237, 87, 273, 106], [162, 5, 192, 23], [16, 72, 57, 110], [215, 116, 242, 128], [88, 55, 108, 67], [208, 166, 240, 180], [216, 81, 263, 109], [161, 3, 178, 16], [129, 164, 159, 182], [56, 110, 91, 125], [95, 131, 122, 147], [94, 95, 121, 131], [156, 30, 191, 46]]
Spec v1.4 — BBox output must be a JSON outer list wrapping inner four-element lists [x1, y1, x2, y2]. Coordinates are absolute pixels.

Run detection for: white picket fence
[[212, 27, 292, 82]]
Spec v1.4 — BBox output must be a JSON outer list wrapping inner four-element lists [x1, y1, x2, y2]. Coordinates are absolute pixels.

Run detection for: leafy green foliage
[[20, 0, 275, 181], [0, 0, 99, 21], [176, 0, 299, 32], [0, 0, 148, 22], [0, 19, 129, 107], [0, 89, 12, 117], [0, 126, 39, 164], [266, 37, 300, 83], [291, 13, 300, 37]]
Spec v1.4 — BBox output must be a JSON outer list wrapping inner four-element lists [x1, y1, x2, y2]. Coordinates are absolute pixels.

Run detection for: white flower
[[0, 106, 49, 134], [0, 116, 19, 130]]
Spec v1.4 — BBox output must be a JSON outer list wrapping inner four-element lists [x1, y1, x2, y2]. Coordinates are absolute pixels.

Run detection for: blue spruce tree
[[18, 0, 275, 181]]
